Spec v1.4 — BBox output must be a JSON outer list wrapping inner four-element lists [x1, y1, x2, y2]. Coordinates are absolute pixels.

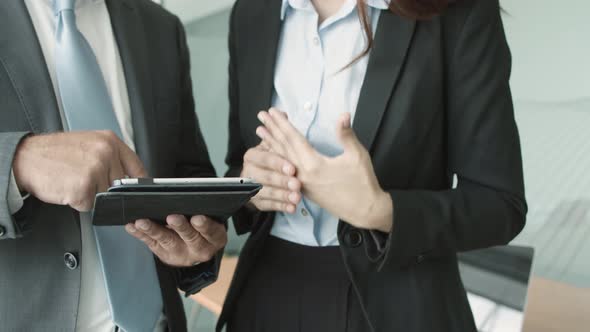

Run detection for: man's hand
[[125, 215, 227, 267], [12, 131, 146, 211], [241, 143, 302, 214], [256, 109, 394, 232]]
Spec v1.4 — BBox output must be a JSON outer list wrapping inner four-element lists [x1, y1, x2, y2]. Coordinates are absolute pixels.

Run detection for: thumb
[[336, 112, 360, 152]]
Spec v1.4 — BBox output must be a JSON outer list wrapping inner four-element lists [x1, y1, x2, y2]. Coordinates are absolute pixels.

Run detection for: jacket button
[[0, 226, 5, 237], [64, 252, 79, 270], [345, 230, 363, 248], [416, 254, 425, 264]]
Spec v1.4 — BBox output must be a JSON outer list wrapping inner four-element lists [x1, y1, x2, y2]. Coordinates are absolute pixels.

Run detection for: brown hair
[[351, 0, 454, 64]]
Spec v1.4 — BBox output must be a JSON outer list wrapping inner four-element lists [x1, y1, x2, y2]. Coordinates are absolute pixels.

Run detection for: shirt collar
[[280, 0, 390, 20], [44, 0, 101, 12]]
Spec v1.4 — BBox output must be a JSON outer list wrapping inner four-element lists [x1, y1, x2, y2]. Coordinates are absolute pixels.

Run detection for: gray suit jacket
[[0, 1, 218, 331]]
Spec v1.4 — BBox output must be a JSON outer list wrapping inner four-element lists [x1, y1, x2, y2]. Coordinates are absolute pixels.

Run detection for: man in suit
[[0, 0, 226, 331]]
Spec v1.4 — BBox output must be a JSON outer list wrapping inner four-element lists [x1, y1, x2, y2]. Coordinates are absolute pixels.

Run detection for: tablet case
[[92, 186, 261, 226]]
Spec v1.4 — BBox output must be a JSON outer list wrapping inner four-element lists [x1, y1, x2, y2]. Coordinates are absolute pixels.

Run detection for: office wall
[[501, 0, 590, 102], [162, 0, 235, 24], [499, 0, 590, 288], [185, 10, 231, 176]]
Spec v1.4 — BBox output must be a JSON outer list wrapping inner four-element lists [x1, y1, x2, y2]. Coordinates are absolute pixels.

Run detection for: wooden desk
[[523, 278, 590, 332], [192, 256, 590, 331]]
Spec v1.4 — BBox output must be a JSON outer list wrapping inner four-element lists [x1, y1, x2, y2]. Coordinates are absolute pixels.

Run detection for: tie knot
[[53, 0, 76, 15]]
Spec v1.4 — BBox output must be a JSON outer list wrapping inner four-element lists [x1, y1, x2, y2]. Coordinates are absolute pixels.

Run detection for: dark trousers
[[227, 236, 371, 332]]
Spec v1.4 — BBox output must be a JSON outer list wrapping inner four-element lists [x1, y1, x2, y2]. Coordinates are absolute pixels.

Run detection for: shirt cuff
[[175, 252, 221, 296], [7, 169, 29, 215]]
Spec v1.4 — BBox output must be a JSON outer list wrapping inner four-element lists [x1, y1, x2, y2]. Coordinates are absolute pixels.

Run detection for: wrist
[[366, 190, 393, 233]]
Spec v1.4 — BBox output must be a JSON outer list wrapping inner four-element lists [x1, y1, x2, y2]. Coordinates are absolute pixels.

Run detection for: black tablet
[[92, 178, 262, 226], [108, 177, 260, 193]]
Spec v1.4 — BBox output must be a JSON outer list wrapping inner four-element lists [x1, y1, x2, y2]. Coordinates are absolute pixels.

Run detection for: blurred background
[[154, 0, 590, 330]]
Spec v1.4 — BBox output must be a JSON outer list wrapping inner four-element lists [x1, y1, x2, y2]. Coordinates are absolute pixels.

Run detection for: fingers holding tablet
[[125, 215, 227, 267]]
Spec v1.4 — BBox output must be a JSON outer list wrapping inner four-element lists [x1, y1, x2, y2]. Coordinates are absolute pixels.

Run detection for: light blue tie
[[54, 1, 163, 331]]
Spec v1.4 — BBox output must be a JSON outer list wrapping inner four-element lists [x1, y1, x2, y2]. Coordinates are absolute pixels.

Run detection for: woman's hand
[[256, 109, 393, 232], [240, 143, 302, 214]]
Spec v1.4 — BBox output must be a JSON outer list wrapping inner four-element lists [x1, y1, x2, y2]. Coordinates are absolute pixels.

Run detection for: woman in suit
[[218, 0, 527, 331]]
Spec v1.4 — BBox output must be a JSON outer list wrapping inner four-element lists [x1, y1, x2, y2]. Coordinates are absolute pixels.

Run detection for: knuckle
[[266, 172, 279, 186], [255, 199, 270, 211], [93, 139, 115, 157], [270, 155, 283, 169], [274, 132, 286, 145], [197, 223, 212, 236], [263, 187, 276, 199], [174, 222, 190, 233], [243, 149, 253, 163], [159, 235, 177, 249], [259, 171, 272, 186], [88, 158, 108, 177], [282, 175, 292, 188], [245, 166, 260, 180], [184, 231, 202, 245], [146, 239, 159, 251], [273, 173, 287, 188], [283, 202, 291, 210], [243, 148, 257, 164], [100, 130, 119, 142]]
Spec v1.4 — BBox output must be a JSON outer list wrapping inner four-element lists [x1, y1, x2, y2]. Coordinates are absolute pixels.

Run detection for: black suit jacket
[[0, 0, 217, 331], [218, 0, 527, 331]]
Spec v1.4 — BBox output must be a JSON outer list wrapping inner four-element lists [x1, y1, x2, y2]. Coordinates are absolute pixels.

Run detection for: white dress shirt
[[9, 1, 166, 331], [270, 0, 388, 246]]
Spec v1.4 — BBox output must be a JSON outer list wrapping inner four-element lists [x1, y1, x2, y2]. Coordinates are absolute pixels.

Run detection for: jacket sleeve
[[0, 131, 32, 240], [224, 1, 272, 235], [7, 170, 25, 215], [375, 0, 527, 271], [170, 17, 223, 295]]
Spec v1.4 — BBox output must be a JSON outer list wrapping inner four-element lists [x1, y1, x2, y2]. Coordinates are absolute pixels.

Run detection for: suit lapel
[[106, 0, 157, 175], [353, 10, 416, 152], [0, 0, 62, 133]]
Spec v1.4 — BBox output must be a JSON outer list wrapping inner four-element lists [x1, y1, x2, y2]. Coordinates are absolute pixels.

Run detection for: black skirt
[[227, 236, 371, 332]]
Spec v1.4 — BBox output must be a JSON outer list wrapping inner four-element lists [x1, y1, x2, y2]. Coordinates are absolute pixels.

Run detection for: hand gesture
[[240, 143, 302, 213], [256, 109, 393, 232]]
